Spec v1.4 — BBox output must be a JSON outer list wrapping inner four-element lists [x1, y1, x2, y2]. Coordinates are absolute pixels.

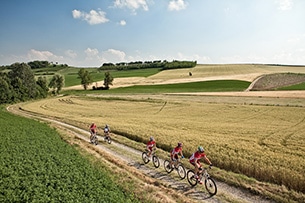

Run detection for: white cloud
[[114, 0, 149, 14], [85, 48, 99, 58], [72, 9, 82, 18], [27, 49, 63, 62], [72, 9, 109, 25], [168, 0, 188, 11], [101, 49, 126, 63], [65, 50, 77, 58], [119, 20, 127, 26], [276, 0, 293, 10]]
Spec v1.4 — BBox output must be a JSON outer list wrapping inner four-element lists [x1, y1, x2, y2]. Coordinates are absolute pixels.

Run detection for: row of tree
[[99, 60, 197, 71], [0, 63, 64, 104]]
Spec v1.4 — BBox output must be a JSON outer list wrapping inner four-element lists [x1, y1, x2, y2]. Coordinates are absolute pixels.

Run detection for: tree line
[[99, 60, 197, 71], [0, 63, 64, 104]]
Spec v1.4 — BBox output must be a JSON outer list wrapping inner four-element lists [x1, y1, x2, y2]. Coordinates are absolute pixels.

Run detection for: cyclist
[[170, 142, 184, 169], [89, 122, 97, 143], [104, 124, 111, 139], [146, 136, 156, 158], [189, 146, 212, 184]]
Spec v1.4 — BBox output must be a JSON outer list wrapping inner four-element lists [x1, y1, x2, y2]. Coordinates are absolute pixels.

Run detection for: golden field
[[19, 94, 305, 194]]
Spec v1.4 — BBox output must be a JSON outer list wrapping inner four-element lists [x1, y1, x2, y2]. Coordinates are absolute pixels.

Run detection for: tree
[[49, 74, 64, 95], [0, 73, 13, 104], [78, 69, 92, 90], [8, 62, 37, 101], [36, 76, 49, 98], [103, 71, 113, 89]]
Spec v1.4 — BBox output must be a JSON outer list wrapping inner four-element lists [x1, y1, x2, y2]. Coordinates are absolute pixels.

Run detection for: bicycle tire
[[106, 136, 112, 144], [187, 170, 197, 186], [142, 152, 150, 164], [177, 164, 186, 179], [94, 137, 98, 145], [205, 177, 217, 196], [152, 156, 160, 168], [164, 160, 173, 173]]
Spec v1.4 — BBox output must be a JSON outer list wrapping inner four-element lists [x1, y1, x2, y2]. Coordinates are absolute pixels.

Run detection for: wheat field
[[19, 94, 305, 193]]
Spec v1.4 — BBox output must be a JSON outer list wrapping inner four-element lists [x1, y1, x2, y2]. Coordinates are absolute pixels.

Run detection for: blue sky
[[1, 0, 304, 67]]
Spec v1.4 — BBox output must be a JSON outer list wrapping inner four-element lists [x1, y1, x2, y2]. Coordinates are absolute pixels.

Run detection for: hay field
[[148, 64, 305, 80], [20, 94, 305, 193]]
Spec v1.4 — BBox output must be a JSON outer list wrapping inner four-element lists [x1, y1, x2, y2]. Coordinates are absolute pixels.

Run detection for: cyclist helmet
[[198, 146, 204, 152], [178, 142, 183, 147], [150, 136, 154, 141], [105, 124, 108, 127]]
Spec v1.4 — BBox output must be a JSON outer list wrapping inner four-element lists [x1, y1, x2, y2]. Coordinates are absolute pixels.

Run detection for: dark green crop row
[[0, 107, 139, 203]]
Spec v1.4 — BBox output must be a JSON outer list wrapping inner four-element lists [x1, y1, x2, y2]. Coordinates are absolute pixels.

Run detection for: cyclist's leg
[[147, 147, 152, 157], [194, 160, 202, 176], [173, 155, 179, 168], [89, 130, 93, 141]]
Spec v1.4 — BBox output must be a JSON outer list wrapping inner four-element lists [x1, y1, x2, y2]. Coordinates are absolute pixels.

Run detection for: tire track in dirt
[[7, 105, 275, 203]]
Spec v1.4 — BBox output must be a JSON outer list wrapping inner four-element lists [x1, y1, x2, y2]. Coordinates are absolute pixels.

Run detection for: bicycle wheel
[[187, 170, 197, 186], [152, 156, 160, 168], [164, 160, 173, 173], [177, 164, 186, 179], [106, 136, 112, 144], [205, 177, 217, 196], [142, 152, 150, 164], [94, 137, 98, 145]]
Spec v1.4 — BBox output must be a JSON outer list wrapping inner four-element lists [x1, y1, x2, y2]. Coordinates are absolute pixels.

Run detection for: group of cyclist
[[89, 122, 111, 143], [146, 136, 212, 184], [89, 123, 212, 185]]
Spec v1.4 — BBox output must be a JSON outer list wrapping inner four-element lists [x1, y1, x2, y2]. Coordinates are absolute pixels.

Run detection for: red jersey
[[90, 123, 97, 133], [90, 123, 96, 129], [147, 140, 155, 148], [189, 151, 206, 162], [171, 146, 182, 155]]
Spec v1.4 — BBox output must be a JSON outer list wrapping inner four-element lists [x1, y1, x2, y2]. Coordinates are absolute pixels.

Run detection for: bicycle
[[187, 167, 217, 196], [164, 158, 186, 179], [142, 149, 160, 168], [90, 133, 98, 145], [104, 132, 112, 144]]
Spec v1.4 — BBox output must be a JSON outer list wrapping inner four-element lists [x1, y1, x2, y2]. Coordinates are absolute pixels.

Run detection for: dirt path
[[7, 105, 276, 203]]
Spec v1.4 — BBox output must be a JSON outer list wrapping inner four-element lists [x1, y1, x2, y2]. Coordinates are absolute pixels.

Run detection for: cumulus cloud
[[113, 0, 149, 14], [119, 20, 127, 26], [85, 48, 99, 58], [72, 9, 109, 25], [168, 0, 188, 11], [101, 49, 126, 63], [65, 50, 77, 58], [27, 49, 63, 62], [276, 0, 293, 10]]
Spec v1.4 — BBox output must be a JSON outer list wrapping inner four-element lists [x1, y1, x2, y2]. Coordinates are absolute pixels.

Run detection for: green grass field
[[108, 80, 251, 93], [0, 106, 140, 203]]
